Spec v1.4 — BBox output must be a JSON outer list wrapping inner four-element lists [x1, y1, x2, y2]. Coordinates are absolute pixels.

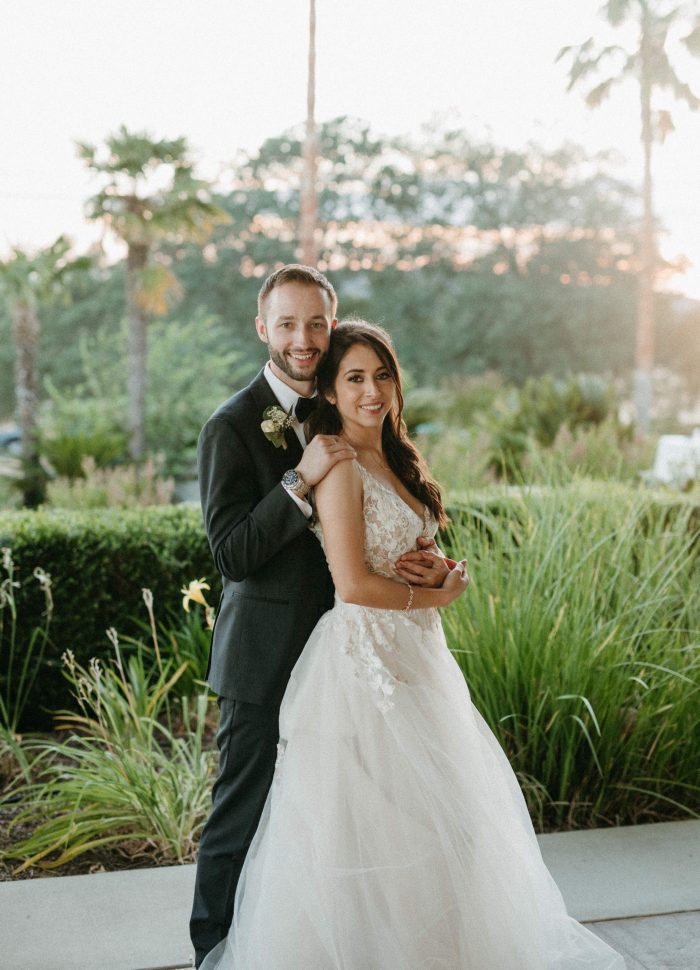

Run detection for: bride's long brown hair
[[307, 319, 447, 529]]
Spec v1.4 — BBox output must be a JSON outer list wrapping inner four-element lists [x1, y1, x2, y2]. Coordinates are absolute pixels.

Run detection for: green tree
[[169, 118, 642, 385], [0, 236, 90, 506], [558, 0, 700, 432], [49, 311, 249, 478], [77, 126, 227, 460], [1, 118, 656, 418]]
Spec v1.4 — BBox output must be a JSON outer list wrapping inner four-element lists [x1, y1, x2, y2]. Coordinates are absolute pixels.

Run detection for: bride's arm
[[314, 461, 467, 610]]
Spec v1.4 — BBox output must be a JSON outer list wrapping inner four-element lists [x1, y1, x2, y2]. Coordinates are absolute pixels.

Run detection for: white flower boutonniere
[[261, 404, 294, 449]]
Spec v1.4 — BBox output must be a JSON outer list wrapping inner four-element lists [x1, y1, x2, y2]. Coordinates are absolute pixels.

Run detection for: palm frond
[[682, 22, 700, 57], [653, 109, 675, 143], [585, 76, 620, 108], [559, 40, 628, 91], [603, 0, 634, 28]]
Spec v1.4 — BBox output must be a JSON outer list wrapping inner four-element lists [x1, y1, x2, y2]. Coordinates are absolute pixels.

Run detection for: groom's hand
[[395, 539, 456, 588], [296, 435, 356, 487]]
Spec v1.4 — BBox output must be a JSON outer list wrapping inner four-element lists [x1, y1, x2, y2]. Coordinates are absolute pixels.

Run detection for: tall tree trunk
[[13, 300, 45, 507], [126, 242, 149, 461], [300, 0, 319, 267], [635, 13, 656, 436]]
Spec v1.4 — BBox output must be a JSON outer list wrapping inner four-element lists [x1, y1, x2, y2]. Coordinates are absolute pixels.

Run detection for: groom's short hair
[[257, 264, 337, 320]]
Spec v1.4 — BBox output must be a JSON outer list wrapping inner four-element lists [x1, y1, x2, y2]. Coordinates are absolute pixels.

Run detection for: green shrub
[[46, 456, 174, 509], [484, 374, 617, 481], [43, 313, 250, 478], [418, 426, 495, 494], [543, 421, 654, 482], [3, 635, 215, 871], [402, 386, 445, 433], [41, 381, 129, 478], [442, 482, 700, 830], [0, 505, 215, 728], [42, 430, 128, 480], [440, 372, 506, 427]]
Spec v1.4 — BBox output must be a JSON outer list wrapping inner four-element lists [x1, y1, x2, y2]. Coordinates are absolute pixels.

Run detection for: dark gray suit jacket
[[197, 368, 335, 705]]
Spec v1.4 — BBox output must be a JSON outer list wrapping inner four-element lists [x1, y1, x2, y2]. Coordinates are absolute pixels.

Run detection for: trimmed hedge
[[0, 504, 216, 728], [2, 485, 698, 729]]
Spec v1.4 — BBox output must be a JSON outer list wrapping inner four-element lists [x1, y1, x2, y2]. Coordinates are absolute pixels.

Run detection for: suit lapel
[[284, 429, 304, 466], [248, 369, 304, 471]]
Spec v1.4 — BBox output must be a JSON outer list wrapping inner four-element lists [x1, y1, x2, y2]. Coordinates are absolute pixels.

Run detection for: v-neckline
[[356, 461, 426, 526]]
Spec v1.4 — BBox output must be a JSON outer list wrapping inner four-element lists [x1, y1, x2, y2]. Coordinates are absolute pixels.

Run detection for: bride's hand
[[395, 537, 455, 588], [395, 550, 451, 588], [441, 559, 470, 603]]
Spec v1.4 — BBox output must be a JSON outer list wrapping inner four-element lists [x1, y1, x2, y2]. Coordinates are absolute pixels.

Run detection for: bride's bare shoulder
[[314, 457, 362, 508]]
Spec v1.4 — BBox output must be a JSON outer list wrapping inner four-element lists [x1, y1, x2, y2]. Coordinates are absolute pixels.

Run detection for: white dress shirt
[[263, 362, 315, 517]]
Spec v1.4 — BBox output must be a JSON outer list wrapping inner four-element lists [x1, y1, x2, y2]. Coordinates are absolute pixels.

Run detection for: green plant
[[130, 580, 213, 700], [46, 455, 174, 509], [0, 505, 214, 727], [41, 375, 128, 478], [47, 313, 247, 478], [42, 430, 128, 480], [0, 724, 35, 786], [442, 482, 700, 830], [418, 426, 495, 494], [157, 610, 212, 700], [543, 420, 654, 483], [0, 547, 53, 734], [485, 374, 616, 481], [3, 627, 215, 871], [440, 372, 506, 427]]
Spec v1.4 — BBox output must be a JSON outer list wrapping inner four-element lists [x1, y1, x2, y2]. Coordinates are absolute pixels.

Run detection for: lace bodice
[[311, 461, 437, 579], [305, 462, 441, 714]]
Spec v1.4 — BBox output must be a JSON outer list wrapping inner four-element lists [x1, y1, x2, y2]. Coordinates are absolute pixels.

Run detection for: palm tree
[[77, 127, 227, 460], [0, 237, 91, 507], [299, 0, 319, 266], [558, 0, 700, 434]]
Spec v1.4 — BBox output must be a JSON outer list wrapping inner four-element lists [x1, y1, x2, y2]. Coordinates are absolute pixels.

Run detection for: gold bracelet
[[403, 583, 414, 612]]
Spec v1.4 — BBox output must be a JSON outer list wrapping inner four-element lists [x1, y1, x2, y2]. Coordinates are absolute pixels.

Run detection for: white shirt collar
[[263, 361, 316, 415]]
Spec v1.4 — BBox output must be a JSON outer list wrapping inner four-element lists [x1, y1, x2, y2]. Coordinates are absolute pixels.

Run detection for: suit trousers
[[190, 696, 280, 967]]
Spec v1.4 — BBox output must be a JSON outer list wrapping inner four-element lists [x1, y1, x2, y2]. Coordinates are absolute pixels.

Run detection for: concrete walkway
[[1, 819, 698, 969]]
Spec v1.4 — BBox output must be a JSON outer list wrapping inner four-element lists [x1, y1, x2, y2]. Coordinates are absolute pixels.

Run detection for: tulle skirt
[[201, 602, 625, 969]]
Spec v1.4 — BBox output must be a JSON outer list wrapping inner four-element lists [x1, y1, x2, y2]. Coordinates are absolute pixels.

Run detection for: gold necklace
[[362, 449, 389, 471]]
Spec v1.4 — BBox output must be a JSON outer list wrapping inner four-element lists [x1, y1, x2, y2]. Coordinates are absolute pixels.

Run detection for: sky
[[2, 0, 700, 294]]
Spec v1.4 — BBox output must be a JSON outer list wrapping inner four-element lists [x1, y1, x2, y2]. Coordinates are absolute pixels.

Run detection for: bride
[[201, 320, 625, 969]]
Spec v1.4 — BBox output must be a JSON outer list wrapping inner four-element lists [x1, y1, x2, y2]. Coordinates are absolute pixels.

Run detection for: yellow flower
[[181, 578, 211, 613]]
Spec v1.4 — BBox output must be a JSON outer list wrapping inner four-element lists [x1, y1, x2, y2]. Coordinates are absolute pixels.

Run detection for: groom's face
[[256, 281, 337, 391]]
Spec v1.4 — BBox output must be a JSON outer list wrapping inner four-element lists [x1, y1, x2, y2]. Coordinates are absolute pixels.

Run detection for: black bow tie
[[294, 396, 317, 422]]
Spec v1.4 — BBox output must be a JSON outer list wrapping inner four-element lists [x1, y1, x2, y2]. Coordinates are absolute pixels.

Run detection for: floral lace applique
[[311, 462, 439, 713], [325, 606, 398, 712]]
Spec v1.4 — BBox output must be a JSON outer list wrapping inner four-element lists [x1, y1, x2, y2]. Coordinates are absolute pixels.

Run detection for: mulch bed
[[0, 715, 219, 882], [0, 801, 167, 881]]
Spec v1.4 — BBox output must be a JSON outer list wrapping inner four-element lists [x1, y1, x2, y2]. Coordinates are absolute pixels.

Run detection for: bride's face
[[327, 343, 396, 433]]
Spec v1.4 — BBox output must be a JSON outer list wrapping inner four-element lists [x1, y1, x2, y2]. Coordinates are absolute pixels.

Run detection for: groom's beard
[[268, 346, 326, 384]]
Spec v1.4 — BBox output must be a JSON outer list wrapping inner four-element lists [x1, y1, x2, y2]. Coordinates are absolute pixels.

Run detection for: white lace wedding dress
[[201, 464, 625, 969]]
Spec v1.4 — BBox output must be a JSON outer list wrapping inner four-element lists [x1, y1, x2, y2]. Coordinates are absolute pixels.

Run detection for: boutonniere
[[261, 404, 294, 449]]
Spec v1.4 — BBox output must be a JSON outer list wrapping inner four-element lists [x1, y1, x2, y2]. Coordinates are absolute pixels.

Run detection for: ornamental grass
[[2, 607, 215, 872], [443, 480, 700, 830]]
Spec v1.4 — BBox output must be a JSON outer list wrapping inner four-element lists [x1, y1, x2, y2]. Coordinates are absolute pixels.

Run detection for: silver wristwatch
[[281, 468, 310, 497]]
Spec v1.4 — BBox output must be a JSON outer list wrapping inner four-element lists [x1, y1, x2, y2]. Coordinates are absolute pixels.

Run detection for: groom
[[190, 264, 447, 966]]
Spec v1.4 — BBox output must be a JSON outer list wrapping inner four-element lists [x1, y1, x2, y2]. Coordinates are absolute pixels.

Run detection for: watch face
[[282, 469, 301, 489], [282, 469, 308, 494]]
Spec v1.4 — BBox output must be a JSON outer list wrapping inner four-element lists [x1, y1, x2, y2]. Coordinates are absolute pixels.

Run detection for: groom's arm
[[198, 415, 310, 583]]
